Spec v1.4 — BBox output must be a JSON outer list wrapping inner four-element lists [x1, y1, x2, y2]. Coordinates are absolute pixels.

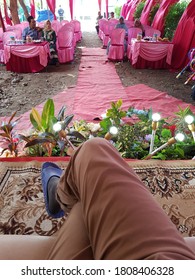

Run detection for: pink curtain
[[30, 0, 35, 18], [46, 0, 56, 20], [0, 7, 5, 31], [152, 0, 179, 35], [171, 0, 195, 70], [140, 0, 160, 25], [98, 0, 102, 12], [3, 0, 12, 26], [124, 0, 135, 19], [105, 0, 108, 18], [126, 0, 141, 21], [69, 0, 73, 20]]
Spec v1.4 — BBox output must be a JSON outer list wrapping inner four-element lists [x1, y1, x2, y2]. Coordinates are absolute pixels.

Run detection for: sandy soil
[[0, 31, 194, 118]]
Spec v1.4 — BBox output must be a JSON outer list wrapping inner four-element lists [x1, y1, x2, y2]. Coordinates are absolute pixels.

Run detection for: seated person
[[0, 138, 195, 260], [22, 16, 42, 41], [41, 20, 59, 65], [134, 18, 145, 37], [108, 11, 115, 20], [95, 11, 103, 34]]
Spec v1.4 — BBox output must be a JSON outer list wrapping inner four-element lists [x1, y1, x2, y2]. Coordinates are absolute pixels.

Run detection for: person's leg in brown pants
[[48, 138, 195, 260]]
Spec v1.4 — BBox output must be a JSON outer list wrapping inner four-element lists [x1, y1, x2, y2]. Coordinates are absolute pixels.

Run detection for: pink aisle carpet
[[1, 47, 195, 133]]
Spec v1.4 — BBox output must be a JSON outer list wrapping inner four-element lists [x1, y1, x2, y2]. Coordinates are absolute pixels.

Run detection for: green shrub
[[164, 1, 188, 41], [114, 6, 122, 19], [134, 1, 146, 20], [148, 3, 160, 25]]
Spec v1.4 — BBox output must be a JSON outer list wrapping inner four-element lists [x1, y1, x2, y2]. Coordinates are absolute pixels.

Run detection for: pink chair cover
[[61, 20, 69, 26], [57, 29, 74, 63], [127, 27, 142, 59], [130, 39, 174, 65], [99, 19, 107, 40], [51, 20, 61, 35], [108, 28, 126, 61], [144, 27, 161, 37], [71, 20, 82, 42], [102, 21, 110, 47]]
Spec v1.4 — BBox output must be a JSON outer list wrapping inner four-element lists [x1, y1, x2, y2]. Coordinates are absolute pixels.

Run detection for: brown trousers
[[46, 138, 195, 260]]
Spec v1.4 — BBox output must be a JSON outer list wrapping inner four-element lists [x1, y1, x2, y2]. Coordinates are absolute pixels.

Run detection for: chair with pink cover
[[57, 27, 74, 63], [61, 20, 69, 26], [144, 27, 161, 38], [102, 21, 110, 47], [127, 27, 142, 59], [58, 22, 76, 49], [71, 20, 82, 42], [98, 18, 107, 40], [51, 20, 61, 35], [107, 28, 126, 61]]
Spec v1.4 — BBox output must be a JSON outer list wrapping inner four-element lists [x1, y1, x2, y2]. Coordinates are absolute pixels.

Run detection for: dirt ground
[[0, 31, 194, 118]]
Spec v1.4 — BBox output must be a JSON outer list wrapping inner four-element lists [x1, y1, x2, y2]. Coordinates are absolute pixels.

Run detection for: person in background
[[58, 5, 64, 22], [41, 20, 59, 66], [95, 11, 103, 34], [134, 18, 145, 37], [108, 11, 115, 20], [22, 16, 42, 41]]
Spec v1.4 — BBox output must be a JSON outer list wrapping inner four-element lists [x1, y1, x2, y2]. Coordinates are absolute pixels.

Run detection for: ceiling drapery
[[46, 0, 56, 20], [30, 0, 36, 18], [3, 0, 12, 25], [140, 0, 160, 25]]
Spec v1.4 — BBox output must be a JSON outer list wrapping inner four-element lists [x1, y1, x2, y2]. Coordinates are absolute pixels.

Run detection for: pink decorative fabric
[[51, 20, 61, 35], [131, 39, 174, 66], [140, 0, 158, 25], [4, 42, 50, 67], [126, 0, 141, 21], [108, 28, 126, 61], [0, 50, 4, 63], [30, 0, 35, 18], [98, 19, 107, 40], [3, 0, 12, 26], [152, 0, 179, 36], [71, 20, 82, 42], [69, 0, 73, 20], [46, 0, 56, 20], [171, 0, 195, 70]]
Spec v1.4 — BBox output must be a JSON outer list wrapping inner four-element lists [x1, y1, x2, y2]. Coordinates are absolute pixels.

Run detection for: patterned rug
[[0, 159, 195, 237]]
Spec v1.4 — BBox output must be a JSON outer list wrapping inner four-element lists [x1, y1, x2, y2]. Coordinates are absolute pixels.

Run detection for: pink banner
[[30, 0, 35, 18], [152, 0, 179, 35], [172, 0, 195, 69], [3, 0, 12, 26], [46, 0, 56, 20]]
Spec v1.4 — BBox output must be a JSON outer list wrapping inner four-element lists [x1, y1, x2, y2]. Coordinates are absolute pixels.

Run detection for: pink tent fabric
[[140, 0, 161, 26], [98, 0, 102, 12], [171, 0, 195, 70], [152, 0, 179, 35], [46, 0, 56, 20], [0, 7, 5, 32], [69, 0, 73, 20], [30, 0, 35, 18], [126, 0, 141, 21], [123, 0, 134, 19], [3, 0, 12, 26], [106, 0, 109, 18]]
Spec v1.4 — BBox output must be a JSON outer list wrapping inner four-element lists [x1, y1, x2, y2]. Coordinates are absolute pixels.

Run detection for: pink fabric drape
[[0, 7, 6, 31], [131, 39, 174, 65], [124, 0, 135, 19], [105, 0, 108, 19], [30, 0, 35, 18], [171, 0, 195, 70], [152, 0, 179, 35], [69, 0, 73, 20], [140, 0, 161, 26], [46, 0, 56, 20], [3, 0, 12, 26], [98, 0, 102, 12], [126, 0, 141, 21], [4, 43, 50, 67]]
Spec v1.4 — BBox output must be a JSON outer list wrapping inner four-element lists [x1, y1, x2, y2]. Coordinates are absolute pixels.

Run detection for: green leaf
[[41, 99, 55, 129], [30, 108, 43, 131]]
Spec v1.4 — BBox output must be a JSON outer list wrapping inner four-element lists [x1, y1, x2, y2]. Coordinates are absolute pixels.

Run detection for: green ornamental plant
[[164, 1, 188, 40], [134, 0, 146, 20], [1, 99, 195, 160]]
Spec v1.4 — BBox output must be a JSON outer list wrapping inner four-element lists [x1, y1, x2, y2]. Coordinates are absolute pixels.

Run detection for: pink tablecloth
[[130, 39, 174, 69], [4, 42, 50, 73]]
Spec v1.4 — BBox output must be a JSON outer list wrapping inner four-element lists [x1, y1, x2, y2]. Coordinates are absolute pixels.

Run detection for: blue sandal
[[41, 162, 65, 218]]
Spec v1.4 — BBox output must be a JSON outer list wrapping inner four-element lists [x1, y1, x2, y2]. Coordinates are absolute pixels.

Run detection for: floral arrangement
[[1, 98, 195, 160]]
